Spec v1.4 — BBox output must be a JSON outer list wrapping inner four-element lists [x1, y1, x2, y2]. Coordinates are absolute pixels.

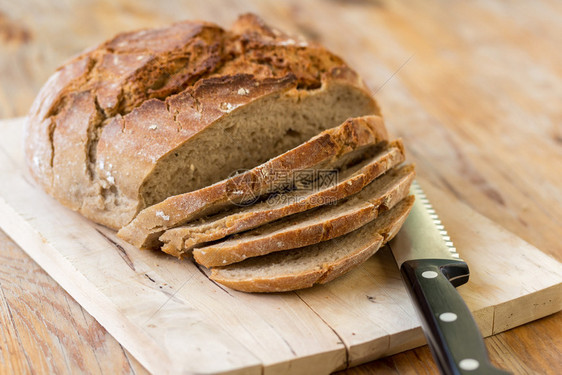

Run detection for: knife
[[389, 181, 511, 375]]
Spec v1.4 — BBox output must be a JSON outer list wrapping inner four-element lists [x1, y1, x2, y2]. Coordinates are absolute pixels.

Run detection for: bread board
[[0, 117, 560, 375]]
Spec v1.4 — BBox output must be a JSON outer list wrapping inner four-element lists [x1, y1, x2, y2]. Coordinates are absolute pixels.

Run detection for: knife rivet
[[459, 358, 479, 371], [439, 312, 458, 322], [421, 271, 438, 279]]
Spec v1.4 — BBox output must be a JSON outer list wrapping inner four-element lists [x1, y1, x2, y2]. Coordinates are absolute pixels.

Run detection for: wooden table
[[0, 1, 560, 374]]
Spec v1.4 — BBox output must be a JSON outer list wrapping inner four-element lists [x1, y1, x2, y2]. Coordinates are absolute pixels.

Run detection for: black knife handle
[[400, 259, 511, 375]]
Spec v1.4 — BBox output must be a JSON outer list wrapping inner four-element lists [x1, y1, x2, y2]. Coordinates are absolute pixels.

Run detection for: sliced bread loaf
[[210, 195, 415, 292], [193, 165, 414, 267], [118, 115, 389, 249], [160, 140, 406, 257], [25, 14, 380, 230]]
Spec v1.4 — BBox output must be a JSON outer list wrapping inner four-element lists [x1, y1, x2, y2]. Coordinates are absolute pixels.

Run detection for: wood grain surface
[[0, 0, 560, 374]]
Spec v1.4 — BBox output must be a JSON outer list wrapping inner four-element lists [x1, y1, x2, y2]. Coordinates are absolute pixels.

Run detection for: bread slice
[[159, 140, 406, 257], [25, 14, 380, 230], [118, 116, 389, 249], [193, 165, 414, 267], [210, 195, 415, 292]]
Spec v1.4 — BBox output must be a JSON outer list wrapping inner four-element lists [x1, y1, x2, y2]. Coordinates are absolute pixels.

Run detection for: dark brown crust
[[159, 140, 406, 257], [24, 14, 379, 230], [213, 270, 330, 294], [118, 115, 389, 249]]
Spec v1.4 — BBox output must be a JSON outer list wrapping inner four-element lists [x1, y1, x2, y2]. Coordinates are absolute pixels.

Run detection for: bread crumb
[[190, 164, 195, 171], [219, 102, 240, 113], [278, 38, 296, 46], [237, 87, 249, 95], [148, 124, 158, 130], [222, 259, 227, 264], [155, 210, 170, 221], [200, 250, 206, 255], [106, 175, 115, 184], [278, 38, 308, 47]]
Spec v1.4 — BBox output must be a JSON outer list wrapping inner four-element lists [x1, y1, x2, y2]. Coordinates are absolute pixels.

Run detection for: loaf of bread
[[24, 13, 378, 230], [25, 14, 415, 292]]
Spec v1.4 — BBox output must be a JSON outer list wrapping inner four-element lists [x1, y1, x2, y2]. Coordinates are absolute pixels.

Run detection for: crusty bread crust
[[211, 196, 415, 292], [159, 140, 406, 257], [192, 164, 414, 267], [25, 14, 379, 230]]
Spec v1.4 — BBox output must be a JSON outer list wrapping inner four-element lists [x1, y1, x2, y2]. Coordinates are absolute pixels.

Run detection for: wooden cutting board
[[0, 117, 560, 375]]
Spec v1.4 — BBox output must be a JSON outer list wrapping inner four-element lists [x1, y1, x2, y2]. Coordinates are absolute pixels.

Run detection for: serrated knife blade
[[388, 181, 510, 375], [391, 181, 462, 268]]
